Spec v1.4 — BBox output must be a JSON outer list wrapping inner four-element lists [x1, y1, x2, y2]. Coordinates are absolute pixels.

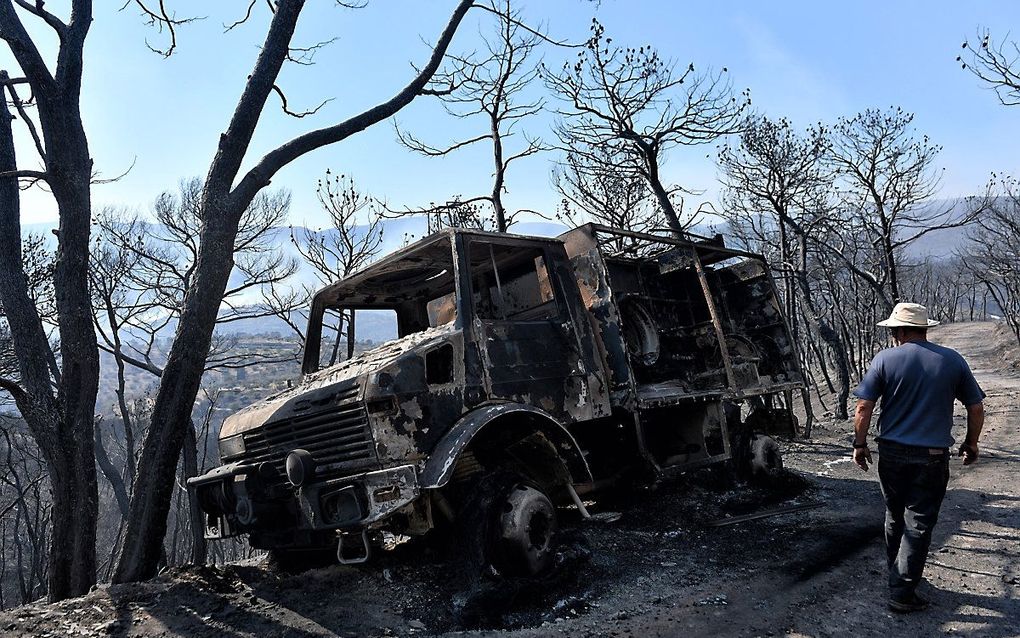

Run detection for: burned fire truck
[[189, 224, 803, 575]]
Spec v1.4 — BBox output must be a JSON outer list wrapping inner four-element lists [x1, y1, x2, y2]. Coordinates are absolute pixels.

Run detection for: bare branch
[[0, 375, 27, 401], [2, 72, 45, 161], [959, 28, 1020, 107], [122, 0, 203, 58], [91, 155, 136, 184], [286, 37, 338, 66], [395, 125, 491, 156], [271, 84, 333, 118], [12, 1, 66, 37], [472, 1, 582, 49], [224, 0, 259, 33], [0, 168, 47, 181], [230, 0, 475, 210]]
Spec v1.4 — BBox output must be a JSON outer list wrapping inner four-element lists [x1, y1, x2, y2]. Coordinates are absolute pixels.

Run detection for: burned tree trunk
[[182, 421, 207, 565], [0, 62, 100, 599], [115, 218, 238, 581], [642, 142, 685, 234], [795, 237, 851, 420], [114, 0, 474, 583]]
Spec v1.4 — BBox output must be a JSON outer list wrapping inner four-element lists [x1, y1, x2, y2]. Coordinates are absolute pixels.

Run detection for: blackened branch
[[224, 0, 259, 32], [287, 37, 338, 65], [12, 0, 67, 36], [272, 84, 334, 118], [123, 0, 203, 58], [1, 72, 45, 161]]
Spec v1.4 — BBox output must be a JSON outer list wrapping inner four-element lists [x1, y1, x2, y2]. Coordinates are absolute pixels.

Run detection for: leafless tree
[[1, 235, 55, 411], [545, 19, 749, 234], [0, 417, 51, 607], [0, 1, 102, 600], [114, 0, 477, 584], [393, 0, 546, 232], [96, 180, 299, 372], [552, 145, 655, 253], [826, 107, 981, 304], [965, 175, 1020, 344], [91, 181, 298, 567], [277, 171, 385, 361], [719, 116, 850, 423], [296, 173, 385, 288], [0, 239, 55, 606], [89, 230, 153, 508], [900, 257, 984, 323], [959, 29, 1020, 107]]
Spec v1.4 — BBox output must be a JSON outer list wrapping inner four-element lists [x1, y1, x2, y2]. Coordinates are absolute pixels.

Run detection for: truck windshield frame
[[302, 234, 460, 374]]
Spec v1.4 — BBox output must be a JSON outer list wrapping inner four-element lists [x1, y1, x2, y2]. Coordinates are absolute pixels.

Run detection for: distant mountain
[[703, 197, 979, 261]]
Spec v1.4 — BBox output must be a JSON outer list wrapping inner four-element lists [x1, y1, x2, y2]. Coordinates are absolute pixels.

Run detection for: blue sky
[[4, 1, 1019, 227]]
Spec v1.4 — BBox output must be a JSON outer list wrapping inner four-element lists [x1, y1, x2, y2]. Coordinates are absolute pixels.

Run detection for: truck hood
[[220, 324, 457, 439]]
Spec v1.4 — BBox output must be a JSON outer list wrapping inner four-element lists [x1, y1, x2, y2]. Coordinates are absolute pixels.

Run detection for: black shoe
[[888, 593, 930, 613]]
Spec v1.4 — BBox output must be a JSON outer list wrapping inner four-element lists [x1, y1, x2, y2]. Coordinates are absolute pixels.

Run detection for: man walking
[[851, 302, 985, 613]]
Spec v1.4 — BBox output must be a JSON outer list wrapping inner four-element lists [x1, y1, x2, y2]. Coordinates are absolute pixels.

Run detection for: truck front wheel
[[458, 471, 558, 579]]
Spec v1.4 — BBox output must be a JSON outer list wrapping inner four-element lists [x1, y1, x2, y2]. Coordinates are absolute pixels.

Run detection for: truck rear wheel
[[749, 434, 784, 479], [458, 471, 558, 579]]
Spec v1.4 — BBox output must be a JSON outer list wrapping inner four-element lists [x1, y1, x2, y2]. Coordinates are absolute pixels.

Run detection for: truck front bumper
[[188, 463, 421, 541]]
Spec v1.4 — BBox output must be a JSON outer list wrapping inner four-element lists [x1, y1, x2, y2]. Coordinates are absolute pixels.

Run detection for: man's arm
[[959, 403, 984, 465], [853, 399, 876, 471]]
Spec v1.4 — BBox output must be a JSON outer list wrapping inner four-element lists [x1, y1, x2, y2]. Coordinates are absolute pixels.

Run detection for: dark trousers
[[877, 441, 950, 601]]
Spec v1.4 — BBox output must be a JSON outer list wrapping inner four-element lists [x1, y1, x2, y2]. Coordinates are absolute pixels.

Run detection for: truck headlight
[[218, 434, 246, 460]]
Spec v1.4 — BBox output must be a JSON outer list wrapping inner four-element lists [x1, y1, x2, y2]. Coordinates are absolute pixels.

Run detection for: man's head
[[877, 302, 938, 345]]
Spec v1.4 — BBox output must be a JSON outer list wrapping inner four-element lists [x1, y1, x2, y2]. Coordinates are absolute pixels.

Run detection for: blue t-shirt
[[853, 341, 985, 448]]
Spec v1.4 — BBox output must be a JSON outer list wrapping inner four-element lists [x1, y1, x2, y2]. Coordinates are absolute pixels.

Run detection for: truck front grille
[[241, 386, 376, 480]]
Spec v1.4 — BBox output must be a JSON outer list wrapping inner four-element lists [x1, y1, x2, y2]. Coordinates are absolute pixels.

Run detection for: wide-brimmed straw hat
[[876, 302, 940, 328]]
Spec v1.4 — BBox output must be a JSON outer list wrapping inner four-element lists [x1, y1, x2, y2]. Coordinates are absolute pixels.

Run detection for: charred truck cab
[[190, 224, 803, 574]]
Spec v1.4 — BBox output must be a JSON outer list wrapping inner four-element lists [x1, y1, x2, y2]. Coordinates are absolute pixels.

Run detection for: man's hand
[[959, 442, 979, 465], [962, 404, 983, 466], [853, 445, 873, 471], [852, 399, 876, 472]]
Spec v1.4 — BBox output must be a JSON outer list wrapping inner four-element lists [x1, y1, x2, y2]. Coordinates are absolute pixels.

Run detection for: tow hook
[[337, 530, 371, 565]]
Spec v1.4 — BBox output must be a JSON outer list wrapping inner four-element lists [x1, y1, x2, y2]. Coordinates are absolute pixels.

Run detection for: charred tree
[[552, 145, 656, 254], [113, 0, 476, 584], [276, 172, 385, 361], [827, 108, 979, 305], [0, 0, 101, 600], [965, 176, 1020, 345], [545, 19, 748, 234], [393, 0, 546, 232], [718, 117, 851, 422]]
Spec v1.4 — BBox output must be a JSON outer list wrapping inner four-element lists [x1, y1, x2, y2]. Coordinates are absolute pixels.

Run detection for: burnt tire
[[749, 434, 784, 480], [458, 471, 558, 579]]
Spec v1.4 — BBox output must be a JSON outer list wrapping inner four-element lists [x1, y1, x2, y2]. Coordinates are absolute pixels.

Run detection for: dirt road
[[2, 321, 1017, 637]]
